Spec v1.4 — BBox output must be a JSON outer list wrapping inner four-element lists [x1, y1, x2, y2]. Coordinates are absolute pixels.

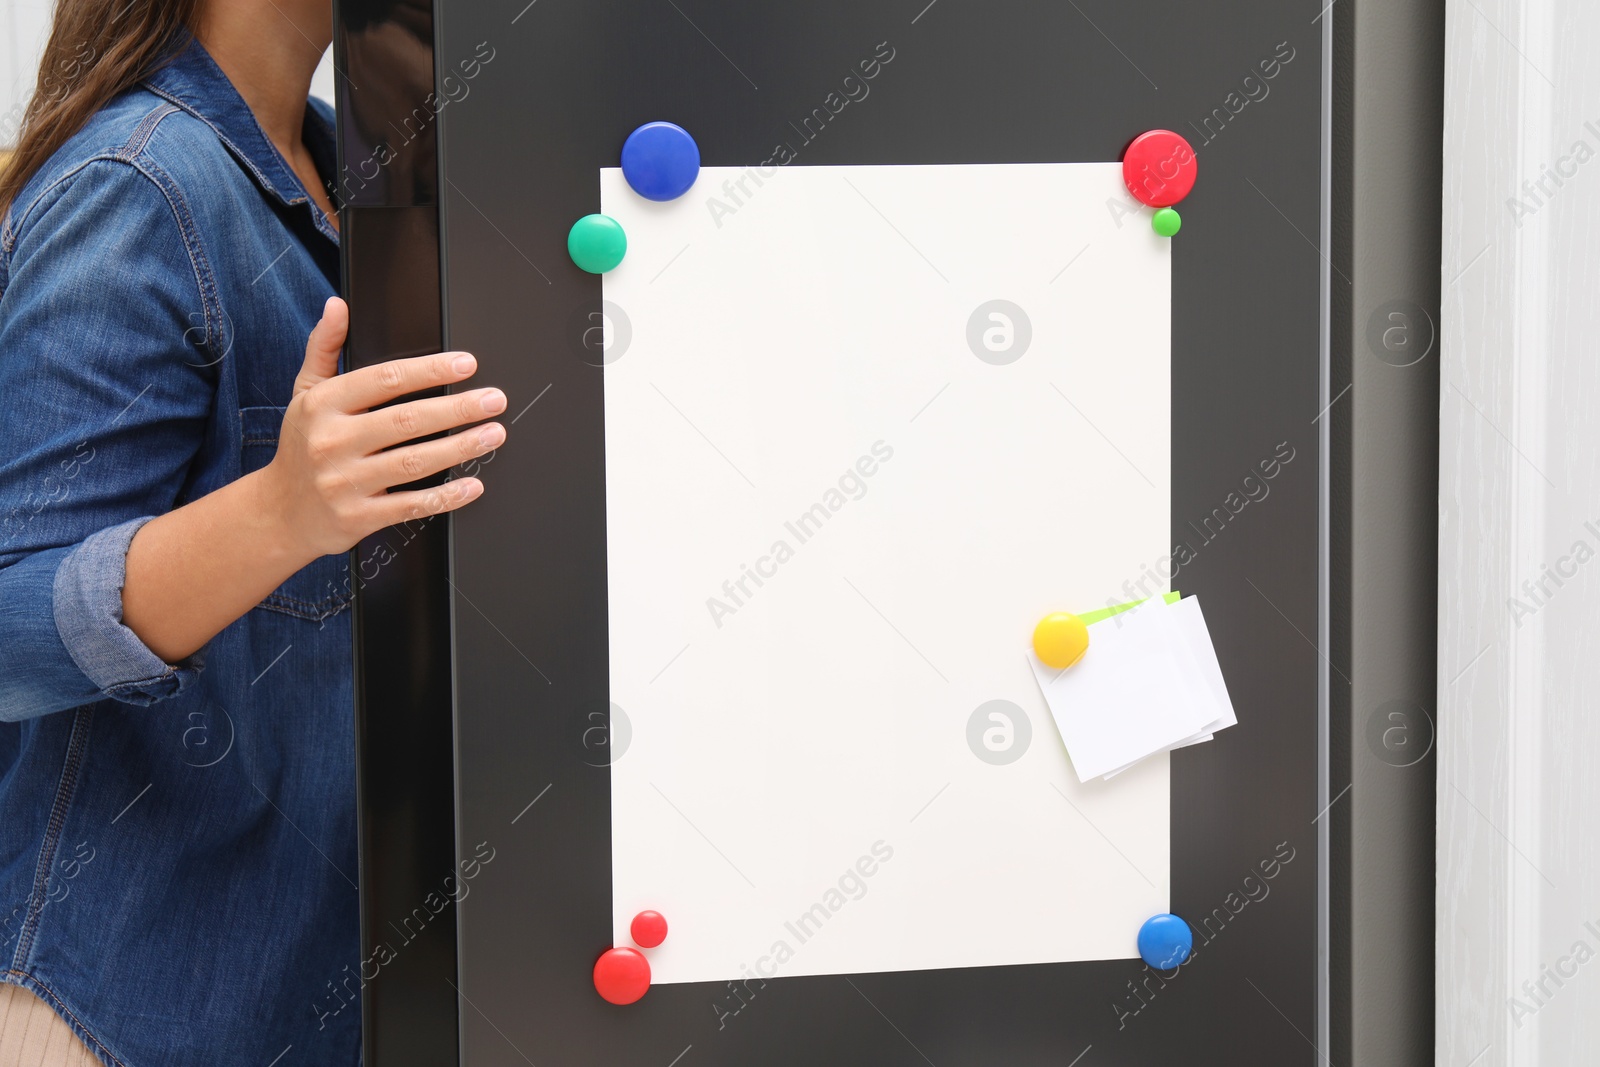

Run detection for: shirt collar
[[141, 35, 338, 225]]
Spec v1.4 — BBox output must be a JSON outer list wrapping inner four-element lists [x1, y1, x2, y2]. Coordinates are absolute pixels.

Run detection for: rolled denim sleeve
[[54, 516, 203, 704], [0, 158, 219, 721]]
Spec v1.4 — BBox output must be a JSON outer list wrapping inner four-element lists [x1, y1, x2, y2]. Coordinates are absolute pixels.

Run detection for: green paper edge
[[1078, 590, 1181, 626]]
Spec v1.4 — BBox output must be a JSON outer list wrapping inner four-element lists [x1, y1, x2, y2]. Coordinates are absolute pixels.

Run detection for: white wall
[[1439, 0, 1600, 1063], [311, 47, 335, 108], [0, 1, 334, 149], [1, 0, 53, 145]]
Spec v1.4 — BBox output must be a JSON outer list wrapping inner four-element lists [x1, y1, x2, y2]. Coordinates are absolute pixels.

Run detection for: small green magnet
[[1151, 206, 1182, 237], [568, 214, 627, 273]]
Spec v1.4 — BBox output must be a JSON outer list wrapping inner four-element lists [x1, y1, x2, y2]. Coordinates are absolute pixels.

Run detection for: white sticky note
[[1028, 596, 1215, 782], [1096, 595, 1238, 777], [1171, 595, 1236, 734], [1093, 596, 1208, 777]]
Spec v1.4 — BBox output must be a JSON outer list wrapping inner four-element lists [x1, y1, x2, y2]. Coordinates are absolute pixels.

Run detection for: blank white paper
[[602, 163, 1172, 983]]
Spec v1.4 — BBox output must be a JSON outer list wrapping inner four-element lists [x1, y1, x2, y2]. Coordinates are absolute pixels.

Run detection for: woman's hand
[[259, 296, 506, 558], [123, 295, 506, 663]]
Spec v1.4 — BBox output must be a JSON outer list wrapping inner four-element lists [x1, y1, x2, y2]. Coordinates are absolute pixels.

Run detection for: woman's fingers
[[373, 477, 485, 527], [294, 297, 349, 396], [360, 422, 505, 491], [270, 304, 500, 558], [345, 387, 507, 454], [317, 350, 480, 414]]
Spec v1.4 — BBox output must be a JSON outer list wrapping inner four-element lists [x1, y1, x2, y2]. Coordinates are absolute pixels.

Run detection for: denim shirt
[[0, 37, 359, 1067]]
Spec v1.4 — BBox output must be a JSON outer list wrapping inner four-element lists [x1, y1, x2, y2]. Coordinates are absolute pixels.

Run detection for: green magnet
[[1151, 206, 1182, 237], [568, 214, 627, 273]]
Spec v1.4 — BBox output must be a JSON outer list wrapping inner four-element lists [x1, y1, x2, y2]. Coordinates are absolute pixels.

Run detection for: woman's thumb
[[296, 296, 348, 392]]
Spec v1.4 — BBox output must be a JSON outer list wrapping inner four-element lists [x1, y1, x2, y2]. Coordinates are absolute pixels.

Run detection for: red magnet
[[630, 910, 668, 948], [594, 947, 651, 1004], [1122, 130, 1198, 208]]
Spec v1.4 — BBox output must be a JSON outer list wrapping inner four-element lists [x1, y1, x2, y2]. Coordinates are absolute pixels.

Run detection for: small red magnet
[[1122, 130, 1198, 208], [631, 910, 668, 948], [594, 947, 651, 1005]]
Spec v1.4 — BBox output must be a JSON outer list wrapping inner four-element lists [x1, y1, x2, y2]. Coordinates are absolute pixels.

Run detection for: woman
[[0, 0, 503, 1060]]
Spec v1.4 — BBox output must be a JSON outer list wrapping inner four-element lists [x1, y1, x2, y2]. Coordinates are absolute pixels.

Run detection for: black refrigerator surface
[[335, 2, 1338, 1064]]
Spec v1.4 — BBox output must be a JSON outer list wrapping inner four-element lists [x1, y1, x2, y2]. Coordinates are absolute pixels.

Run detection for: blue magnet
[[1137, 914, 1193, 970], [620, 122, 701, 201]]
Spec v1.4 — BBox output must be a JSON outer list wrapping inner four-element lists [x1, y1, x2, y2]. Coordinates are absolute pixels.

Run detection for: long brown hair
[[0, 0, 200, 215]]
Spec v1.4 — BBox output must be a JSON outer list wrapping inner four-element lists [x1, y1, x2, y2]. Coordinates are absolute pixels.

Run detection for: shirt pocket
[[239, 405, 353, 622]]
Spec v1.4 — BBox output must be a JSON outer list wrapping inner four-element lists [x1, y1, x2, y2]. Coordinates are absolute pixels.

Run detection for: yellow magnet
[[1033, 612, 1089, 670]]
